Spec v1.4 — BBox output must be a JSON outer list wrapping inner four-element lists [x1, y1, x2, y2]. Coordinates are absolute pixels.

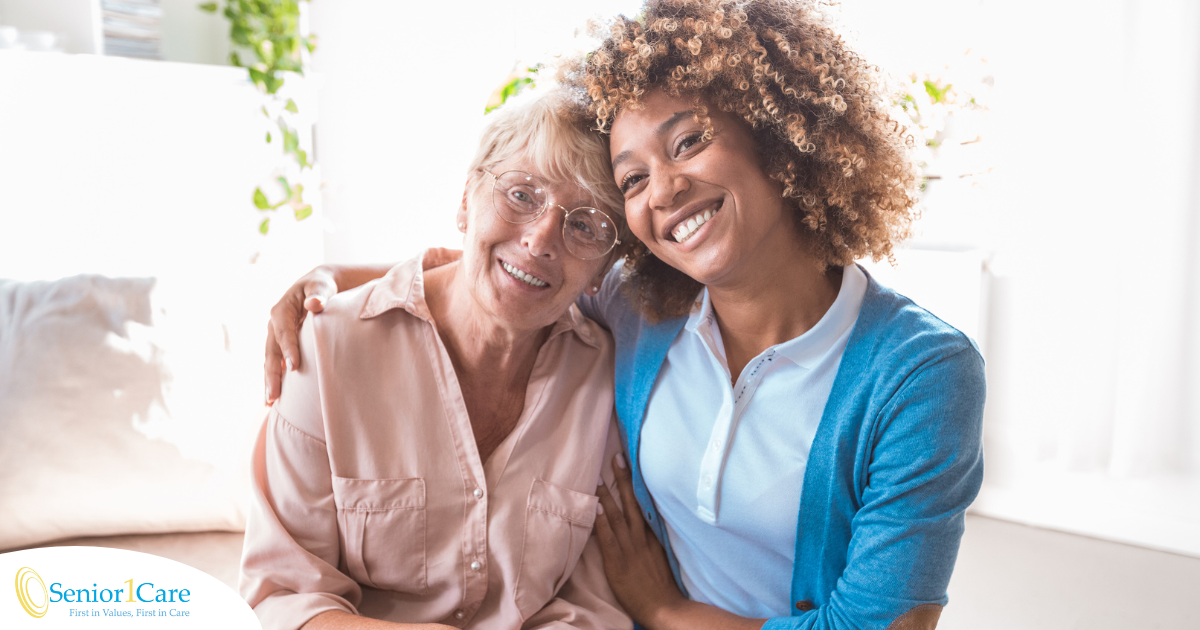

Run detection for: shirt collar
[[684, 264, 868, 370], [359, 248, 603, 349]]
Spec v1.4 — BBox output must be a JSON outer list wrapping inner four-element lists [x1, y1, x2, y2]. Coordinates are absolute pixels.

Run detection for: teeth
[[672, 205, 719, 243], [501, 262, 548, 288]]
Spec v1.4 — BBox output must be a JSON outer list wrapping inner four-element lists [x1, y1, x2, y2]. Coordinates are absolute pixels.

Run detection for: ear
[[457, 178, 471, 232], [585, 260, 613, 296]]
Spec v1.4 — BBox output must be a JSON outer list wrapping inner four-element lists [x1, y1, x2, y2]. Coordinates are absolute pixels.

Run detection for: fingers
[[612, 453, 648, 547], [302, 276, 336, 313], [596, 482, 633, 553], [592, 496, 623, 575], [264, 321, 285, 404], [269, 289, 305, 374]]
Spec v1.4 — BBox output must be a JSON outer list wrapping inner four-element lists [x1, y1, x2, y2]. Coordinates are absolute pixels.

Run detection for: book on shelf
[[101, 0, 163, 60]]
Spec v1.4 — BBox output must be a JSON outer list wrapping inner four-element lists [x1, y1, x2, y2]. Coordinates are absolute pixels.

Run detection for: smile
[[671, 200, 722, 244], [500, 261, 549, 288]]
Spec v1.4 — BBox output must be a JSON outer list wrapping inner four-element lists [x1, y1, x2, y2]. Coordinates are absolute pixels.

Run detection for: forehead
[[612, 90, 699, 135]]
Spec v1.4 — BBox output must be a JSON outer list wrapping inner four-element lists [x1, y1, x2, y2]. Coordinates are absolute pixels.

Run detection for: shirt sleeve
[[762, 345, 986, 630], [520, 418, 633, 630], [239, 320, 362, 630]]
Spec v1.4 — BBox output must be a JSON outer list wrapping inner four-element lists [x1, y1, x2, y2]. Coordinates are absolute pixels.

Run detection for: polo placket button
[[470, 560, 482, 572]]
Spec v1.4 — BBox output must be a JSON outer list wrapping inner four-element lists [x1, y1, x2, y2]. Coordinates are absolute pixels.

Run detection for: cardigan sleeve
[[762, 344, 986, 630]]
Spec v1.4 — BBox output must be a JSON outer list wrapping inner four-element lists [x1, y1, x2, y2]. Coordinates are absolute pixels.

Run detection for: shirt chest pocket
[[332, 476, 427, 595], [513, 479, 599, 620]]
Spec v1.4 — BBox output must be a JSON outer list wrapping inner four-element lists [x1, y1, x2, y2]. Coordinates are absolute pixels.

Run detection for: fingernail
[[596, 503, 604, 515], [264, 387, 270, 405], [598, 476, 604, 487], [286, 357, 294, 372], [615, 453, 626, 469]]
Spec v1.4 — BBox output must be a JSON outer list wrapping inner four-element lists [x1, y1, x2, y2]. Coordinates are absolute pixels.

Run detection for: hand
[[594, 454, 687, 629], [265, 265, 338, 404]]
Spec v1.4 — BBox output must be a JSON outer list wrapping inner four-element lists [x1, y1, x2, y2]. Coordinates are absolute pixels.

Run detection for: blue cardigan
[[578, 265, 986, 630]]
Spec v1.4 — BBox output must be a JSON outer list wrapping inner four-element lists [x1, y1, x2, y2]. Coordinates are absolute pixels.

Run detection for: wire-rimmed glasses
[[485, 169, 621, 261]]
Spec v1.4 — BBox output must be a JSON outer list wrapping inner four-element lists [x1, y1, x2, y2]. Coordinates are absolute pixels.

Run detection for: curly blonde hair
[[568, 0, 921, 320]]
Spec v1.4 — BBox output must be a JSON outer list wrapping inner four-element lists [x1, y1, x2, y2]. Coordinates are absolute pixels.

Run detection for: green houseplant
[[199, 0, 315, 234]]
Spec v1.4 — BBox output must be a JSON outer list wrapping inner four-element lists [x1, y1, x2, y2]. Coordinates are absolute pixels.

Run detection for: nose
[[647, 164, 689, 210], [520, 205, 562, 259]]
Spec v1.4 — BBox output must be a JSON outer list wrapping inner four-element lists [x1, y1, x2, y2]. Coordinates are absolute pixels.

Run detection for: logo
[[15, 567, 49, 618]]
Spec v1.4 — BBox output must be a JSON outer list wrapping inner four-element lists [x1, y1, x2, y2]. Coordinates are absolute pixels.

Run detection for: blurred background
[[1, 1, 1198, 628]]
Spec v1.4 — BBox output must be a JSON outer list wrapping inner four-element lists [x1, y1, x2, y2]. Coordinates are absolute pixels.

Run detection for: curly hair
[[567, 0, 921, 320]]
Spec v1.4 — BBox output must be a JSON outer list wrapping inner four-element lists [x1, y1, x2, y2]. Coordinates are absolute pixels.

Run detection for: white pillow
[[0, 275, 263, 550]]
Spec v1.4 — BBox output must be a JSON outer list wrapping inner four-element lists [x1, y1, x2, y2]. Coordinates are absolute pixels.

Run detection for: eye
[[619, 172, 646, 194], [676, 131, 705, 155], [569, 219, 596, 237]]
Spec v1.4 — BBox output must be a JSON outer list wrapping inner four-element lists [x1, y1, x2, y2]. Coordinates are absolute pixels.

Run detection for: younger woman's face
[[610, 89, 801, 289]]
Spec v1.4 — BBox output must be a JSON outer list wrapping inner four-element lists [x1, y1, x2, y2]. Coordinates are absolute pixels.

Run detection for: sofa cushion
[[0, 275, 261, 550]]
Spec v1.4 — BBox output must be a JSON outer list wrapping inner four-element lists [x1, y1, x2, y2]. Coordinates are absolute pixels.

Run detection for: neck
[[424, 261, 550, 388], [706, 234, 841, 383]]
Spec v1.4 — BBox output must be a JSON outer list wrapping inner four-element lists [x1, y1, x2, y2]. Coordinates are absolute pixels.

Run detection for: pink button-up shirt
[[240, 250, 630, 630]]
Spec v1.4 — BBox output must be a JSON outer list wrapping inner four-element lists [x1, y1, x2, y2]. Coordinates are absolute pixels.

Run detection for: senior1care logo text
[[1, 546, 260, 629]]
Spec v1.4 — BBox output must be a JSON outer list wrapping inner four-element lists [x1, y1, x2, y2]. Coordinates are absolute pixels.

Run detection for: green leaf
[[265, 131, 272, 143], [259, 218, 270, 234], [277, 176, 292, 199], [284, 98, 298, 113], [924, 80, 952, 104], [296, 149, 309, 169], [198, 2, 219, 13], [253, 187, 270, 209], [283, 128, 298, 153], [294, 205, 312, 221]]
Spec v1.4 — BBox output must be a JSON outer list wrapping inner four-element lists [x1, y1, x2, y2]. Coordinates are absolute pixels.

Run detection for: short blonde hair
[[467, 87, 626, 226]]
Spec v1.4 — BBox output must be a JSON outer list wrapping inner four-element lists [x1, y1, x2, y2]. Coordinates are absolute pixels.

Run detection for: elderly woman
[[265, 1, 986, 629], [239, 88, 633, 630]]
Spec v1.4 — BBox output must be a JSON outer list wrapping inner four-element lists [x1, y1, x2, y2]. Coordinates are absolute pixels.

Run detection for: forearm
[[302, 610, 454, 630], [333, 264, 395, 292], [645, 600, 767, 630]]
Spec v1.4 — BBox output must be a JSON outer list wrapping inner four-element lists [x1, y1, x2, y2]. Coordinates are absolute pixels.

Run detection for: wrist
[[641, 592, 692, 630]]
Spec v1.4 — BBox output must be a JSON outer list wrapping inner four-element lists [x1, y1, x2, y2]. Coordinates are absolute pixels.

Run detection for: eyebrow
[[611, 110, 696, 170]]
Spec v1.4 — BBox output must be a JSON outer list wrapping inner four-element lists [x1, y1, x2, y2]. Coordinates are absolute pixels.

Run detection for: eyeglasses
[[485, 169, 621, 261]]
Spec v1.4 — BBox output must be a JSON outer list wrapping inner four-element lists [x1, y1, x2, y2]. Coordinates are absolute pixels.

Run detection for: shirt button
[[710, 440, 722, 452], [703, 474, 714, 490], [473, 488, 484, 500], [795, 600, 814, 611], [454, 610, 465, 619], [470, 560, 482, 572]]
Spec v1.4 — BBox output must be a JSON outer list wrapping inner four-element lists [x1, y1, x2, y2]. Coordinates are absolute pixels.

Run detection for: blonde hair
[[467, 87, 626, 226]]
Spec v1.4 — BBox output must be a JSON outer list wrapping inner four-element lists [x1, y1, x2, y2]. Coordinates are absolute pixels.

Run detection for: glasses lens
[[493, 171, 545, 223], [564, 207, 618, 259]]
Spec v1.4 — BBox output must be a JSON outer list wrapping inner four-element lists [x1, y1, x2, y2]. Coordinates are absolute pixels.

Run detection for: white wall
[[308, 0, 642, 265]]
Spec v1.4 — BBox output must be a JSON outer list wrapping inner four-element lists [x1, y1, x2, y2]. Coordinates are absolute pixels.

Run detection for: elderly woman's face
[[458, 158, 613, 330], [610, 89, 797, 289]]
